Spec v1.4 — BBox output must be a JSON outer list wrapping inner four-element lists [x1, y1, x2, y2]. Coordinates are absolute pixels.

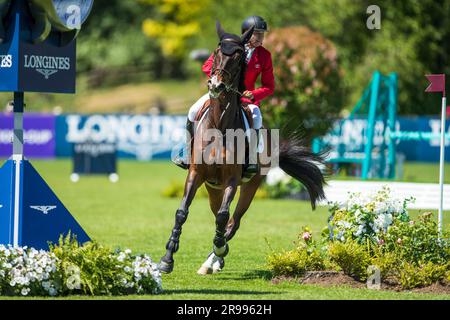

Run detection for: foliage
[[263, 26, 345, 138], [0, 236, 162, 297], [327, 240, 372, 281], [396, 261, 448, 290], [328, 187, 412, 244], [267, 187, 450, 289], [141, 0, 210, 59], [267, 227, 329, 277], [380, 213, 450, 265], [77, 0, 163, 81]]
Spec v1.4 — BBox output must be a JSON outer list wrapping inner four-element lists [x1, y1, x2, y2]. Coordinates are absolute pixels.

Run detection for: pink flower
[[302, 232, 312, 242], [378, 239, 385, 245], [409, 221, 415, 225]]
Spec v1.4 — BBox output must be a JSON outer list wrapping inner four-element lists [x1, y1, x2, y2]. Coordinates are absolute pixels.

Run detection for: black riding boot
[[245, 129, 260, 175], [173, 119, 194, 170]]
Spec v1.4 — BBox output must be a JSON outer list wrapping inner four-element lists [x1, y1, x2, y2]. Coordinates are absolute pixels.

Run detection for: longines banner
[[0, 113, 56, 158], [318, 116, 450, 163], [0, 113, 448, 162], [56, 114, 186, 160]]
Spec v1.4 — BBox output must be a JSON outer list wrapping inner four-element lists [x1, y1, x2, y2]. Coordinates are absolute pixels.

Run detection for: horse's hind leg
[[226, 174, 264, 241], [159, 170, 203, 274]]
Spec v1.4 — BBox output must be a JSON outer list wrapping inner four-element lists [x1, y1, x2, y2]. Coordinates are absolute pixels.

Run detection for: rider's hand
[[243, 91, 254, 101]]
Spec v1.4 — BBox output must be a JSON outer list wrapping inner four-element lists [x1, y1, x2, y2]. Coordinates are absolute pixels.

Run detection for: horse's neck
[[208, 94, 241, 131]]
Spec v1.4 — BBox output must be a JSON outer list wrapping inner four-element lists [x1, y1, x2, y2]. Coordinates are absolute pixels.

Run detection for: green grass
[[0, 160, 449, 300]]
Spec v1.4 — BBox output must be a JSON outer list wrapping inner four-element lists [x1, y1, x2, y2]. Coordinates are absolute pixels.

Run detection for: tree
[[263, 26, 345, 139]]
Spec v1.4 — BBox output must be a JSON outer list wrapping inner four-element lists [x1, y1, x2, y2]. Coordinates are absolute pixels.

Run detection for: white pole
[[438, 96, 446, 235]]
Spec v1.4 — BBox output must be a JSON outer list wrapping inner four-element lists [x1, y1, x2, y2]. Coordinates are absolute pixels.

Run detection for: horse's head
[[208, 21, 254, 99]]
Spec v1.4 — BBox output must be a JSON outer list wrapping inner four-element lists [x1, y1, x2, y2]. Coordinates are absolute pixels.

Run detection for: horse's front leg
[[213, 178, 238, 258], [159, 170, 203, 274]]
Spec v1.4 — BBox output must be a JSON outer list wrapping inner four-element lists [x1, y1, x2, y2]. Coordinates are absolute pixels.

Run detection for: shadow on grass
[[162, 289, 281, 296], [219, 270, 273, 281]]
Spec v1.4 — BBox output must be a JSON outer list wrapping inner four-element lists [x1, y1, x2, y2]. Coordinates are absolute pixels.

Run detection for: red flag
[[425, 74, 446, 96]]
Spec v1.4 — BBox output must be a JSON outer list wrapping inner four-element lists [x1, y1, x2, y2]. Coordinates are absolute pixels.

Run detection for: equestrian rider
[[174, 16, 275, 174]]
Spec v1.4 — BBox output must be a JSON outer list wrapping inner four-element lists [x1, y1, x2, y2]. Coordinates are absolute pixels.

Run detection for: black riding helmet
[[241, 16, 268, 34]]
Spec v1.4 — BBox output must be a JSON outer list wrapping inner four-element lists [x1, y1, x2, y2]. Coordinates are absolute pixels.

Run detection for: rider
[[174, 16, 275, 173]]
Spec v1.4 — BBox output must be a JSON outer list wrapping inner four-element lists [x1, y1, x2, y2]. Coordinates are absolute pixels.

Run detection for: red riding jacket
[[202, 46, 275, 106]]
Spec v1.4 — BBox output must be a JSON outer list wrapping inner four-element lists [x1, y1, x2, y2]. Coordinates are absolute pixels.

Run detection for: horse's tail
[[278, 134, 328, 209]]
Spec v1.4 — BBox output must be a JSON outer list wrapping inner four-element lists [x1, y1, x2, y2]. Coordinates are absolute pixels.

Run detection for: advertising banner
[[318, 116, 450, 162], [56, 114, 186, 161], [0, 113, 55, 158]]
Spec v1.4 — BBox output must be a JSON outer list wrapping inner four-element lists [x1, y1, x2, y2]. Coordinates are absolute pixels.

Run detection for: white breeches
[[187, 93, 263, 129]]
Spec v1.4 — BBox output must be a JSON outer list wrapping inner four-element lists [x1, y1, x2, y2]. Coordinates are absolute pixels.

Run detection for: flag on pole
[[425, 74, 446, 96], [425, 74, 447, 237]]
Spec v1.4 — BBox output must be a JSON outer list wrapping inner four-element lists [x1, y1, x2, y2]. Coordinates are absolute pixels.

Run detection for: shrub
[[0, 236, 162, 297], [396, 261, 448, 290], [328, 187, 412, 244], [381, 212, 450, 265], [268, 227, 328, 277], [267, 247, 326, 277], [327, 240, 371, 281], [263, 26, 345, 139]]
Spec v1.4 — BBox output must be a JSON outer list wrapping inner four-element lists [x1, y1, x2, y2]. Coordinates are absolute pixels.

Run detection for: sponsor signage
[[56, 114, 186, 160], [318, 116, 450, 163], [0, 113, 56, 158], [72, 142, 117, 175], [0, 0, 77, 93]]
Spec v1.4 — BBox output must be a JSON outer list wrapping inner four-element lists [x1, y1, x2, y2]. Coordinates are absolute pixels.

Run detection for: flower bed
[[0, 236, 162, 297], [268, 187, 450, 290]]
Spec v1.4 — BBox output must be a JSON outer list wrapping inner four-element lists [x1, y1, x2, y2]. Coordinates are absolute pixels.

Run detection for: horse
[[158, 21, 327, 275]]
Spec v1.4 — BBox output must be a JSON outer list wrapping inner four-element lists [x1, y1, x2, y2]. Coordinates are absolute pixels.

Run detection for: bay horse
[[159, 21, 327, 275]]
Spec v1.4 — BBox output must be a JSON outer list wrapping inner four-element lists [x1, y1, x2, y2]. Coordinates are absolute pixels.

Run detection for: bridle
[[209, 39, 245, 98]]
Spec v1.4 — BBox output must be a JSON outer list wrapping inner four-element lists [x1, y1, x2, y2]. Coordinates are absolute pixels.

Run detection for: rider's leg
[[173, 93, 210, 169], [246, 104, 262, 174]]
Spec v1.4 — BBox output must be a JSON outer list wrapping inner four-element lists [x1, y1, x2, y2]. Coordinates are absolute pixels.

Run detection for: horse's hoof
[[213, 243, 229, 258], [158, 260, 174, 274], [197, 266, 214, 275]]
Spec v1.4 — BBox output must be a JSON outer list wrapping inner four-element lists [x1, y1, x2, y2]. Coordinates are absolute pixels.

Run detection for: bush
[[381, 213, 450, 265], [0, 236, 162, 297], [328, 240, 371, 281], [328, 187, 412, 244], [267, 227, 328, 277], [263, 26, 345, 139], [267, 247, 327, 277], [396, 261, 448, 290], [267, 188, 450, 290]]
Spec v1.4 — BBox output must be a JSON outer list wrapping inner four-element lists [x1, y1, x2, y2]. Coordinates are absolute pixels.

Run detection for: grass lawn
[[0, 159, 447, 300]]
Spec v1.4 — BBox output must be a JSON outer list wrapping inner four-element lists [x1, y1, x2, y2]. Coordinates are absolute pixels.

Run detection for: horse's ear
[[241, 25, 255, 44], [216, 20, 225, 40]]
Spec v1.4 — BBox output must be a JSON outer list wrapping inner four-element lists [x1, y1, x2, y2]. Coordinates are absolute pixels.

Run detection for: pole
[[439, 96, 446, 235], [12, 91, 24, 247], [12, 92, 24, 159]]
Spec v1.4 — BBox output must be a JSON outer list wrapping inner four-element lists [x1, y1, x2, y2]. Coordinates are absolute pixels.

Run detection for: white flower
[[21, 288, 30, 296]]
